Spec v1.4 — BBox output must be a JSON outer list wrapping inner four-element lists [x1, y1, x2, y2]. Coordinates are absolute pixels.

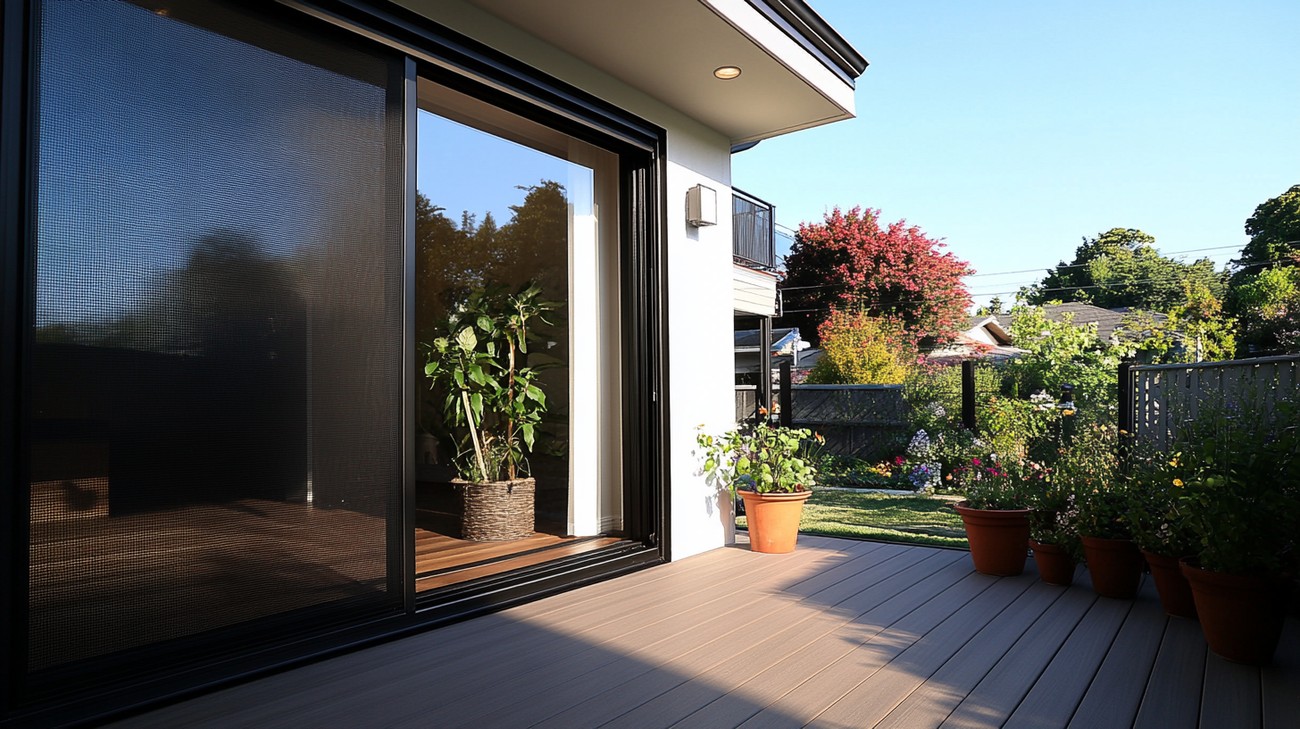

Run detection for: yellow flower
[[1173, 478, 1184, 487]]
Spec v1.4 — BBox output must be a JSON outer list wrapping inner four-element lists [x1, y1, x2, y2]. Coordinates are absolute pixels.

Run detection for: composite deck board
[[111, 538, 1299, 729], [1068, 579, 1169, 728], [398, 538, 862, 728], [620, 550, 965, 729], [872, 579, 1068, 729], [806, 577, 1055, 728], [673, 553, 984, 729], [1001, 576, 1136, 729], [1133, 616, 1207, 729], [938, 572, 1099, 729], [1200, 655, 1262, 728], [1262, 617, 1300, 729], [448, 541, 898, 728]]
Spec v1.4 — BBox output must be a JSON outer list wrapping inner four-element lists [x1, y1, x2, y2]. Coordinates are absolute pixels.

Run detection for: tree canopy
[[780, 207, 971, 347], [1023, 227, 1223, 312], [1233, 184, 1300, 278]]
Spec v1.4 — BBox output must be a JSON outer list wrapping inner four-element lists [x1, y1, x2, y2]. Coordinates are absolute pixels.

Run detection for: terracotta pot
[[739, 489, 812, 553], [1081, 535, 1143, 599], [1181, 560, 1288, 665], [954, 501, 1030, 576], [1029, 540, 1075, 586], [1141, 550, 1197, 619]]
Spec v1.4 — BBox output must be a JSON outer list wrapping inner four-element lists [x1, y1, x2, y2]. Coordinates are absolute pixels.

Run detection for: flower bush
[[697, 421, 820, 495]]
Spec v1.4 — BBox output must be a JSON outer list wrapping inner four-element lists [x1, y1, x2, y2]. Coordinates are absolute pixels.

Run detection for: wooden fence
[[1124, 354, 1300, 448]]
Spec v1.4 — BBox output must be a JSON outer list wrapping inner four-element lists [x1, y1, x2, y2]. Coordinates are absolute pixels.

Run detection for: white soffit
[[462, 0, 859, 144]]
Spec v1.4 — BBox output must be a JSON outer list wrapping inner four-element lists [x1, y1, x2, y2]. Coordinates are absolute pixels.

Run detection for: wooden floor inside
[[415, 529, 624, 592], [114, 536, 1300, 728]]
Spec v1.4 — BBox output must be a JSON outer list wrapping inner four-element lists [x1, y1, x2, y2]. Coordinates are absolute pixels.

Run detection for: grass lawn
[[737, 490, 969, 549]]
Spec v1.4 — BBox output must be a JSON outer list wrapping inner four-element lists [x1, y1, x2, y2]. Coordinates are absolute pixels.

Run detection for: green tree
[[1233, 184, 1300, 278], [1025, 228, 1223, 312], [804, 307, 915, 385], [1232, 261, 1300, 354], [1003, 305, 1122, 410], [1117, 280, 1237, 363]]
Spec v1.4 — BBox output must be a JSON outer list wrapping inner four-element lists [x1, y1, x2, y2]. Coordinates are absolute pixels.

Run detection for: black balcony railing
[[733, 189, 775, 270]]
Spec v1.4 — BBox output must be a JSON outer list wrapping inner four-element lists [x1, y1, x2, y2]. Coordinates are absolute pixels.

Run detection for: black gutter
[[748, 0, 869, 85]]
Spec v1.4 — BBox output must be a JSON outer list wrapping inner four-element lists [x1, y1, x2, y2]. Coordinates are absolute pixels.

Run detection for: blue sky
[[733, 0, 1300, 311]]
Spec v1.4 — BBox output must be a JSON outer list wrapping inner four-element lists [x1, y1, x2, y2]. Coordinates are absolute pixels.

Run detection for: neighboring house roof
[[1042, 303, 1168, 344], [925, 315, 1024, 363]]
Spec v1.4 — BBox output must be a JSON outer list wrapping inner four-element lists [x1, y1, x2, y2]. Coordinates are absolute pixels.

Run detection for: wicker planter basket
[[457, 477, 535, 541]]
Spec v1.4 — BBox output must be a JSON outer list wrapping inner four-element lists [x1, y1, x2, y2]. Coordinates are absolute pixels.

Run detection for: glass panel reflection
[[413, 86, 622, 579], [28, 0, 401, 673]]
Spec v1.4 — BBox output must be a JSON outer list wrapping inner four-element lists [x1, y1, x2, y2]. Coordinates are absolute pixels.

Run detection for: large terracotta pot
[[739, 489, 812, 553], [1142, 550, 1196, 619], [1029, 539, 1075, 586], [954, 501, 1030, 576], [1081, 535, 1143, 599], [1181, 560, 1288, 665]]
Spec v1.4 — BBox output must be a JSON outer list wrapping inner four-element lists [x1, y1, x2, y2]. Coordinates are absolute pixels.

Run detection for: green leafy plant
[[697, 421, 820, 495], [1159, 395, 1300, 575], [1061, 421, 1126, 539], [422, 282, 559, 483], [1124, 439, 1198, 558]]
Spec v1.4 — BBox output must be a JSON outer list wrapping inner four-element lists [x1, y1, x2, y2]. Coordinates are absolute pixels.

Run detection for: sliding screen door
[[26, 0, 403, 681]]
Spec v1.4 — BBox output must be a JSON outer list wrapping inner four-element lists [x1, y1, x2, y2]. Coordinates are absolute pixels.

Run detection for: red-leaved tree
[[781, 206, 972, 347]]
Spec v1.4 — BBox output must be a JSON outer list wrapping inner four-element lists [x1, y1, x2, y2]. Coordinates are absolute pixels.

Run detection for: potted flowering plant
[[1165, 395, 1299, 664], [697, 421, 821, 553], [1059, 421, 1140, 598], [1026, 469, 1080, 587], [1125, 441, 1199, 618], [952, 455, 1037, 576]]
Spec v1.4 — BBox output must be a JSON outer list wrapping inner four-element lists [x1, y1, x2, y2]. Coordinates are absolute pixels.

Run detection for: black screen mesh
[[28, 0, 402, 673]]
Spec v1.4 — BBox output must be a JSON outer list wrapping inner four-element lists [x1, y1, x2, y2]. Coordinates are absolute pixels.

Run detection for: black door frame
[[0, 0, 669, 723]]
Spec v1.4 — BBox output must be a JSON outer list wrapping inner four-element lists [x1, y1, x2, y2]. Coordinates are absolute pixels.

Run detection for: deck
[[112, 536, 1300, 728]]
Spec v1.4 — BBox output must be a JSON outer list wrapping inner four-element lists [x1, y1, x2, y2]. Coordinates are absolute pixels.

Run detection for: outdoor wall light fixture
[[686, 184, 717, 227], [713, 66, 742, 80]]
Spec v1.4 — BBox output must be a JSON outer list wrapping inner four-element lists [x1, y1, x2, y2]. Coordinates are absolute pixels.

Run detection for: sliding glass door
[[25, 0, 404, 686], [411, 82, 626, 591]]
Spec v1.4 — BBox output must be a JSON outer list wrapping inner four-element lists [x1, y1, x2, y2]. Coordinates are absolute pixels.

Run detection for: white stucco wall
[[395, 0, 741, 559]]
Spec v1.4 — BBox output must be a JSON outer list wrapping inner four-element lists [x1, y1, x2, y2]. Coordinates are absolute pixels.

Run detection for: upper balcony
[[733, 188, 776, 270], [733, 188, 779, 317]]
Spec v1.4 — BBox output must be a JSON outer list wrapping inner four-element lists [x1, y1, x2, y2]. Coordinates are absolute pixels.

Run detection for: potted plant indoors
[[1170, 395, 1299, 665], [423, 282, 559, 541], [697, 421, 820, 553]]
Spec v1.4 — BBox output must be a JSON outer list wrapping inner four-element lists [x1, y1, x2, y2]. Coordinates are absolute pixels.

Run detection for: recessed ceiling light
[[713, 66, 742, 80]]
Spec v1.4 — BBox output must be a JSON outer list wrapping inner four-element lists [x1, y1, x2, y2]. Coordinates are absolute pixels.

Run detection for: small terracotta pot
[[1142, 550, 1197, 619], [1081, 535, 1143, 599], [1029, 540, 1075, 586], [739, 489, 812, 553], [955, 501, 1030, 576], [1181, 560, 1288, 665]]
